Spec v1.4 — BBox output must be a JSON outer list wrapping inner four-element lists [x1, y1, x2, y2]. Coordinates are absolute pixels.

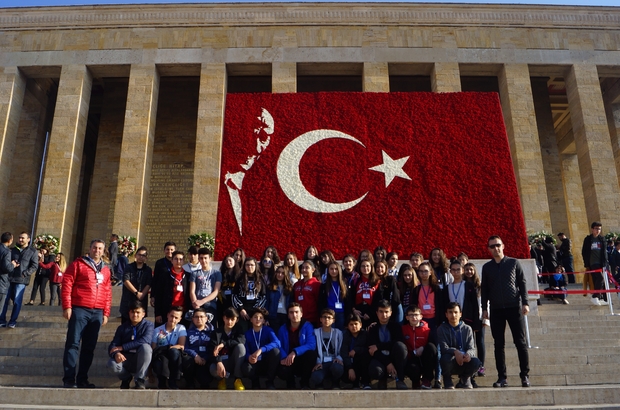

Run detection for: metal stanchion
[[524, 314, 539, 349], [603, 268, 620, 316]]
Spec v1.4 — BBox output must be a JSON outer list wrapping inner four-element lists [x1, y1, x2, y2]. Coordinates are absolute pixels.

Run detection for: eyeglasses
[[488, 244, 502, 249], [321, 316, 334, 320]]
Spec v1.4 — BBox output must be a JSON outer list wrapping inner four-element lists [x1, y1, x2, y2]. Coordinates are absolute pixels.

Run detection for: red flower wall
[[214, 92, 530, 261]]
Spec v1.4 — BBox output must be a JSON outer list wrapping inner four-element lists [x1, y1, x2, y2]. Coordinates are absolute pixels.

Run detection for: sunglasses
[[488, 244, 502, 249]]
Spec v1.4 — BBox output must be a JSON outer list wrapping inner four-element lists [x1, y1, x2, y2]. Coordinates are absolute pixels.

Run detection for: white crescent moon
[[277, 129, 368, 213]]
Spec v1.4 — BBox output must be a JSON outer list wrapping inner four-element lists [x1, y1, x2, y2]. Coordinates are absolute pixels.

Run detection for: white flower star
[[369, 150, 411, 188]]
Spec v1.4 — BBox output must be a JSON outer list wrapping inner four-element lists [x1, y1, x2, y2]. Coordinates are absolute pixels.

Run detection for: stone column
[[565, 64, 620, 230], [531, 77, 569, 235], [190, 63, 226, 235], [82, 79, 127, 250], [363, 62, 389, 92], [111, 65, 160, 246], [498, 64, 551, 233], [0, 67, 27, 217], [603, 86, 620, 195], [560, 154, 589, 271], [36, 65, 92, 253], [272, 62, 296, 93], [431, 62, 461, 93]]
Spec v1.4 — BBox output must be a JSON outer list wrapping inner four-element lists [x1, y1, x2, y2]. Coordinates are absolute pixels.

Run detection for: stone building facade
[[0, 3, 619, 267]]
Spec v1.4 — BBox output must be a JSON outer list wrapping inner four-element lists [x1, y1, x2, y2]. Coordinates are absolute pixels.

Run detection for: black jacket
[[0, 244, 14, 294], [481, 257, 528, 311], [366, 321, 404, 366], [10, 245, 39, 285], [581, 234, 608, 269], [208, 327, 246, 363], [340, 328, 368, 369]]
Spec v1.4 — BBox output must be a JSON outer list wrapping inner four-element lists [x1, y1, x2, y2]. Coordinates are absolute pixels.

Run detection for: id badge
[[278, 301, 284, 309], [246, 293, 255, 300], [423, 304, 431, 310], [221, 355, 229, 360], [334, 302, 343, 310], [381, 350, 390, 356], [176, 285, 184, 292], [323, 356, 332, 363], [224, 289, 232, 295], [96, 273, 104, 284], [199, 346, 206, 352], [58, 272, 63, 277], [362, 292, 371, 300], [298, 295, 304, 301]]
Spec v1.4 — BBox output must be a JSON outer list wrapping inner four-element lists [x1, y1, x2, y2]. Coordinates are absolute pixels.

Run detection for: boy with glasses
[[311, 309, 344, 389], [182, 307, 214, 388], [402, 305, 437, 389]]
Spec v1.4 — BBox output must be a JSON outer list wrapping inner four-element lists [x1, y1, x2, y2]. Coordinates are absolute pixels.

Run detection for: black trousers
[[368, 341, 408, 381], [241, 348, 280, 388], [277, 350, 317, 388], [490, 306, 529, 380], [152, 346, 183, 380], [182, 353, 211, 388], [405, 342, 437, 383]]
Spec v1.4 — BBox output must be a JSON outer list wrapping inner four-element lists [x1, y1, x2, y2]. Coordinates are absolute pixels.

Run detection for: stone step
[[1, 384, 620, 408]]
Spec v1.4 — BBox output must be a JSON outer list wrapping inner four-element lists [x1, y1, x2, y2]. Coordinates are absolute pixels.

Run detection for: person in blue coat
[[276, 302, 317, 389], [242, 307, 281, 389]]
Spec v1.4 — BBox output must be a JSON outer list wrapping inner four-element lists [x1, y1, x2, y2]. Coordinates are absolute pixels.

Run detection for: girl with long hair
[[218, 255, 240, 324], [429, 248, 452, 288], [303, 245, 320, 268], [318, 250, 336, 282], [293, 260, 322, 326], [266, 265, 293, 332], [232, 257, 267, 332], [319, 262, 348, 330], [348, 259, 380, 328], [463, 262, 486, 378], [398, 264, 418, 312], [262, 246, 281, 265], [283, 252, 300, 284], [341, 254, 358, 287], [373, 260, 402, 323], [40, 252, 66, 306], [232, 248, 246, 270]]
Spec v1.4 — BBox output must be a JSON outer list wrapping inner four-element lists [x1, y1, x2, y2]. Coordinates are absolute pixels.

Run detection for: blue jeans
[[63, 307, 103, 384], [0, 283, 26, 325]]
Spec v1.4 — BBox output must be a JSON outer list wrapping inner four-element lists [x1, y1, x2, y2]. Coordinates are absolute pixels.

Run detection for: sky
[[1, 0, 619, 8]]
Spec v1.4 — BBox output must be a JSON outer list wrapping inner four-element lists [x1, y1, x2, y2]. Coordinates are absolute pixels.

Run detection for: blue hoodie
[[276, 319, 316, 360]]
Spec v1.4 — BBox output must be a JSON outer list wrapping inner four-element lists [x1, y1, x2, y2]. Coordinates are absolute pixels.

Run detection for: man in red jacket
[[61, 239, 112, 388]]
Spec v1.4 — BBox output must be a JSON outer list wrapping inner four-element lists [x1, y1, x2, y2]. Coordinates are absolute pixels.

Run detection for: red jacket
[[293, 277, 321, 325], [40, 260, 62, 284], [62, 257, 112, 317], [402, 320, 431, 358]]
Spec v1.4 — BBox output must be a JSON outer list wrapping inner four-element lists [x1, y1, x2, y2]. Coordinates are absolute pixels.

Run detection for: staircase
[[0, 284, 619, 408]]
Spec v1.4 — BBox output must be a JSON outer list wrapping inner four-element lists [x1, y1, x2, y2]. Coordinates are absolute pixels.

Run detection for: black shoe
[[432, 380, 442, 389], [120, 379, 131, 389], [168, 379, 179, 390], [77, 381, 95, 388], [265, 382, 276, 390], [471, 378, 479, 388], [378, 379, 388, 390], [63, 382, 77, 388], [521, 376, 530, 388], [157, 377, 167, 389], [134, 378, 146, 389], [493, 379, 508, 388]]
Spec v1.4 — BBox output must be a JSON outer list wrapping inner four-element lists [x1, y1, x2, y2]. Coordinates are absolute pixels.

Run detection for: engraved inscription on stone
[[145, 161, 194, 253]]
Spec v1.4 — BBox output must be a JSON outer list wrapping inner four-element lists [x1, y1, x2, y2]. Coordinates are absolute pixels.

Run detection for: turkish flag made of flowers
[[214, 92, 529, 260]]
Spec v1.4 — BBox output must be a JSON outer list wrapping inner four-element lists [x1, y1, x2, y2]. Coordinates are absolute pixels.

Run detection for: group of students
[[110, 298, 480, 391], [110, 243, 487, 390]]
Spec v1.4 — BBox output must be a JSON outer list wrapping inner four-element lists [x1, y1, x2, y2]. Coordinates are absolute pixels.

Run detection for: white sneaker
[[591, 297, 601, 306], [562, 299, 569, 305], [600, 299, 609, 305]]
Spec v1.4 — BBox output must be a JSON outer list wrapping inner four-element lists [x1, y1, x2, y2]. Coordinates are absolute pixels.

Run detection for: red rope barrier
[[537, 268, 602, 277], [529, 289, 620, 295]]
